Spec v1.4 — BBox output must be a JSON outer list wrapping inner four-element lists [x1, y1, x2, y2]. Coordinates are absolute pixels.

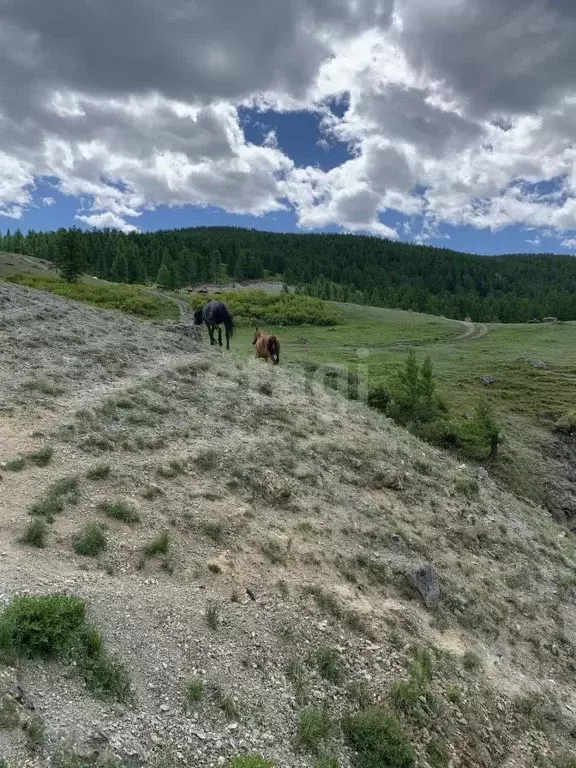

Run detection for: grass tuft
[[20, 518, 48, 549], [29, 475, 79, 521], [144, 532, 170, 557], [102, 500, 141, 524], [74, 523, 107, 557], [186, 677, 205, 705], [208, 683, 241, 720], [5, 457, 26, 472], [205, 601, 221, 631], [86, 463, 111, 480], [309, 647, 346, 685], [297, 707, 333, 754], [0, 594, 131, 702], [23, 377, 63, 396], [230, 755, 275, 768], [342, 708, 415, 768], [26, 446, 54, 467]]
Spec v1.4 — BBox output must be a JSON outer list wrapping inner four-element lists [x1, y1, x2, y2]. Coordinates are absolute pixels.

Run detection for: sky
[[1, 0, 576, 255]]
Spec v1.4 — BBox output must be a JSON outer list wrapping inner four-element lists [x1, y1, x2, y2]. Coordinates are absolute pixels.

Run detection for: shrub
[[0, 594, 86, 659], [26, 446, 54, 467], [86, 463, 111, 480], [186, 677, 205, 705], [144, 532, 170, 557], [0, 594, 131, 703], [74, 523, 107, 557], [230, 756, 275, 768], [187, 290, 342, 326], [30, 475, 80, 521], [102, 501, 140, 524], [426, 739, 451, 768], [23, 715, 46, 752], [205, 601, 221, 630], [297, 707, 333, 754], [20, 518, 48, 548], [23, 377, 63, 396], [309, 647, 346, 685], [5, 457, 26, 472], [313, 758, 339, 768], [342, 709, 415, 768]]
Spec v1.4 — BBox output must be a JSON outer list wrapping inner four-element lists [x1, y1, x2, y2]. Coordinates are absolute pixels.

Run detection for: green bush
[[187, 290, 341, 326], [144, 532, 170, 557], [426, 739, 451, 768], [26, 446, 54, 467], [0, 595, 131, 702], [86, 463, 111, 480], [230, 756, 275, 768], [102, 501, 141, 524], [20, 518, 48, 548], [74, 523, 107, 557], [30, 475, 79, 521], [342, 709, 415, 768], [5, 457, 26, 472]]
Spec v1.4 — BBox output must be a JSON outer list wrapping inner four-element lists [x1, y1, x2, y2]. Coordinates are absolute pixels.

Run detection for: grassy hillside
[[227, 297, 576, 508], [5, 273, 178, 321], [1, 279, 576, 766]]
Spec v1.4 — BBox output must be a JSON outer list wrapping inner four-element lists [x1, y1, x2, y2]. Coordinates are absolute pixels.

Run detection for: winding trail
[[143, 288, 194, 321], [458, 320, 489, 340]]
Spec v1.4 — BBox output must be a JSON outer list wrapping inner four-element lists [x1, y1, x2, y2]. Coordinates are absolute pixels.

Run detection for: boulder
[[406, 565, 440, 609]]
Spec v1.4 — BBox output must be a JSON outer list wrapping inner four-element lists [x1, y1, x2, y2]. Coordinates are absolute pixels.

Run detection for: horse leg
[[208, 325, 215, 346], [225, 326, 230, 350], [217, 327, 223, 347]]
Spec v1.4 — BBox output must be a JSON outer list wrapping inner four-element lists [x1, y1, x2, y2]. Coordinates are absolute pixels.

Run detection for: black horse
[[193, 300, 234, 350]]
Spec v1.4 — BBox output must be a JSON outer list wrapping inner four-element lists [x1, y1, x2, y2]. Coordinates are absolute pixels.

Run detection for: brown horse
[[253, 329, 280, 365]]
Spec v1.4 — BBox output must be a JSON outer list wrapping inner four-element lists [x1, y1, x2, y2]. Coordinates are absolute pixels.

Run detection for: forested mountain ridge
[[2, 225, 576, 322]]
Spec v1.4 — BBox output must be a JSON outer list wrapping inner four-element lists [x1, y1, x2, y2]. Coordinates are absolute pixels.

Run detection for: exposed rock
[[481, 375, 496, 385], [406, 565, 440, 609]]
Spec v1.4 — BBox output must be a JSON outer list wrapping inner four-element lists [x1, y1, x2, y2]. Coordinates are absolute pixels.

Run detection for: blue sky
[[1, 0, 576, 255]]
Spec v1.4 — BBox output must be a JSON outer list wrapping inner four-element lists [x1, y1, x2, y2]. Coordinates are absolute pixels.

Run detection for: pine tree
[[419, 357, 435, 402], [110, 249, 129, 283], [156, 251, 176, 290], [156, 263, 172, 289], [397, 350, 420, 412], [59, 228, 85, 283], [209, 249, 223, 282]]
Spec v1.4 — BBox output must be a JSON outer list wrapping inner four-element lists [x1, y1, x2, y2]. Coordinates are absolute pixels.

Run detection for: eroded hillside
[[1, 282, 576, 768]]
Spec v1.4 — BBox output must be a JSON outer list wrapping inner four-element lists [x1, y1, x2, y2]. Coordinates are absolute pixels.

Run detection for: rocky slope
[[1, 281, 575, 767]]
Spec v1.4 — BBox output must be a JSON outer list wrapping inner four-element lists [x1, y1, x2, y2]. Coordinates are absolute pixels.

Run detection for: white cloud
[[75, 211, 139, 233], [0, 0, 575, 243], [41, 196, 56, 207]]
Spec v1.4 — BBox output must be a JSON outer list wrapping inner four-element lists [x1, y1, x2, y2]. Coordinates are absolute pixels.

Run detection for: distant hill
[[3, 225, 576, 321]]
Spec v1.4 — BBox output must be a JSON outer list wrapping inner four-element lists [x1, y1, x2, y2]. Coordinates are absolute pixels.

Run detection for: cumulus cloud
[[0, 0, 575, 243]]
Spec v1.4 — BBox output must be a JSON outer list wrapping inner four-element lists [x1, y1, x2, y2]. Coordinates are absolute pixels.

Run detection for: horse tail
[[224, 313, 234, 338]]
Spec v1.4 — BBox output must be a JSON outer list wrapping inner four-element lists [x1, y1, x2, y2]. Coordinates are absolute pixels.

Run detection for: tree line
[[2, 225, 576, 322]]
